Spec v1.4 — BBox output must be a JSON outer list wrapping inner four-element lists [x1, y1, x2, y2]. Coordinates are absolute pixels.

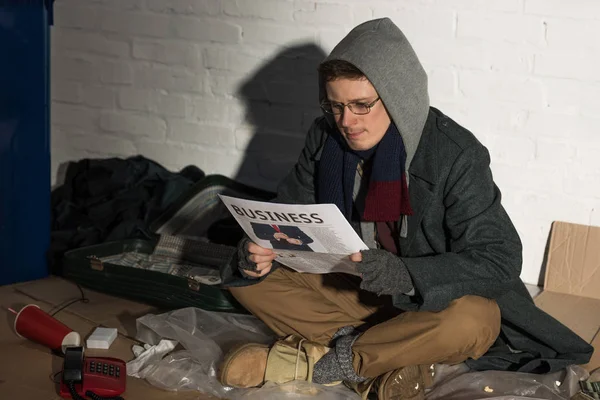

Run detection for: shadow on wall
[[233, 43, 327, 192]]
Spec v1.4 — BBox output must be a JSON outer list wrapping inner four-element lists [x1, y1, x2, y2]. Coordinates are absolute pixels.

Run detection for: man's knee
[[440, 295, 501, 359], [228, 278, 271, 312]]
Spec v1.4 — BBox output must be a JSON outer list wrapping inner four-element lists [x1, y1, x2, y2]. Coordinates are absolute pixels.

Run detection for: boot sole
[[378, 365, 425, 400]]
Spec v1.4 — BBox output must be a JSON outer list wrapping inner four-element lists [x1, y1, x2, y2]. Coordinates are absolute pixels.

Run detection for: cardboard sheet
[[585, 333, 600, 372], [0, 278, 218, 399], [543, 221, 600, 300], [535, 291, 600, 343], [11, 276, 161, 340], [535, 221, 600, 373]]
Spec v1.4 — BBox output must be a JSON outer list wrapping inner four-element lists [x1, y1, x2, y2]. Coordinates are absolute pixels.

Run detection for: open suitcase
[[61, 175, 276, 313]]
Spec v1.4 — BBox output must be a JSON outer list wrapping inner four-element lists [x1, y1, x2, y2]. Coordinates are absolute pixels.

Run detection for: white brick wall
[[50, 0, 600, 286]]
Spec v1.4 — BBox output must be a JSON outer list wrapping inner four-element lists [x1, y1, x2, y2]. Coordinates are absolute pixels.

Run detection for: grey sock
[[312, 348, 344, 384], [331, 325, 356, 341], [313, 327, 367, 384], [335, 333, 366, 383]]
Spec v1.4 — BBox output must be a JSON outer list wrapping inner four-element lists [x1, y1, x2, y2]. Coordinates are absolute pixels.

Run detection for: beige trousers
[[229, 267, 501, 379]]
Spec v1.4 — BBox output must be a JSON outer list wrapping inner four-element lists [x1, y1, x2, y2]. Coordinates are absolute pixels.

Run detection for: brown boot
[[218, 342, 270, 388], [218, 335, 332, 388], [376, 364, 436, 400], [345, 364, 435, 400]]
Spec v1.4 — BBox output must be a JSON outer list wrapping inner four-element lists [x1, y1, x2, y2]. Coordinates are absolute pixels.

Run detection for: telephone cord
[[67, 381, 125, 400]]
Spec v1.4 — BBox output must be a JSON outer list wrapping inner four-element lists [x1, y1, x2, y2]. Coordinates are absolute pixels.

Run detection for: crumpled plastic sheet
[[425, 363, 589, 400], [129, 307, 277, 398], [235, 381, 361, 400], [128, 307, 590, 400]]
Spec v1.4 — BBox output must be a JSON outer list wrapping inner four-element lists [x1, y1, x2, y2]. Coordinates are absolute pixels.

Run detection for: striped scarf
[[317, 122, 412, 222]]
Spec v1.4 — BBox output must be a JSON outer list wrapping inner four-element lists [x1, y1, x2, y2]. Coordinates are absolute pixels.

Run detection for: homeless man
[[217, 18, 593, 400]]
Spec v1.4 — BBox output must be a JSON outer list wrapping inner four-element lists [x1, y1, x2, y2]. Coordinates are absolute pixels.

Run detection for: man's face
[[325, 77, 390, 151]]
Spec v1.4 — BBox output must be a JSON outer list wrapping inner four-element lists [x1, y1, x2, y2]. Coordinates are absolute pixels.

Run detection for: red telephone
[[59, 346, 127, 399]]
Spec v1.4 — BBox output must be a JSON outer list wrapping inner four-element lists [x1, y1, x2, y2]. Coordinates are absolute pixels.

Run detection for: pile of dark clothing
[[49, 156, 205, 274]]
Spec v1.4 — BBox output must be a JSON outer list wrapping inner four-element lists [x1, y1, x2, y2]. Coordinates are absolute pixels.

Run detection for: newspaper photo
[[219, 195, 369, 276]]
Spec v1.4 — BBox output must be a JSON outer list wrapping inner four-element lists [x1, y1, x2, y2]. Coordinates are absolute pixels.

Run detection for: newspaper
[[219, 195, 368, 276]]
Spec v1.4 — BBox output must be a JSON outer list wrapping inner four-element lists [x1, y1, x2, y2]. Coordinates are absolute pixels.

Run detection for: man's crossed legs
[[219, 267, 501, 399]]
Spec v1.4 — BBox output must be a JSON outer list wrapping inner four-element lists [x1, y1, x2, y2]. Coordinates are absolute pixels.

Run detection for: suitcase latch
[[88, 256, 104, 271], [187, 278, 200, 291]]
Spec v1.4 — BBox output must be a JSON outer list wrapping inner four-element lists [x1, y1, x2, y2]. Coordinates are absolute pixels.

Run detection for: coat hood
[[320, 18, 430, 171]]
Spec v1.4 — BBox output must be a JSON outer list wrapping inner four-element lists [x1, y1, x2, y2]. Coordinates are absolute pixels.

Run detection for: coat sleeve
[[396, 144, 524, 312]]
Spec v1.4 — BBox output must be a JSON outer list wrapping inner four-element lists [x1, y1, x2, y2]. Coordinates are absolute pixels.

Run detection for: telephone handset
[[59, 346, 127, 400]]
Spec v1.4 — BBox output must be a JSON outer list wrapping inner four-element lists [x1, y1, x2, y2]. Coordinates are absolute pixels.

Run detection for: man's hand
[[243, 241, 277, 278], [273, 232, 289, 240], [350, 252, 362, 262], [351, 249, 414, 296]]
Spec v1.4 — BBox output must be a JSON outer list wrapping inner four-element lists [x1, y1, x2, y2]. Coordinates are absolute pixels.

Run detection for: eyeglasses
[[320, 97, 381, 116]]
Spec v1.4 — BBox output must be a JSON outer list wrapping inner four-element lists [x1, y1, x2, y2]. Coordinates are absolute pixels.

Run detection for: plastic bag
[[129, 307, 276, 398], [128, 307, 358, 399], [128, 306, 590, 400], [425, 363, 589, 400], [229, 381, 360, 400]]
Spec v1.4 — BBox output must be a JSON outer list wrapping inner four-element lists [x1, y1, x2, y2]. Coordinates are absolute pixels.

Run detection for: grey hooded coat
[[221, 18, 593, 373]]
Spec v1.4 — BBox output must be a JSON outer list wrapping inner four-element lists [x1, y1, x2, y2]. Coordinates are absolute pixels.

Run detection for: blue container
[[0, 2, 54, 285]]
